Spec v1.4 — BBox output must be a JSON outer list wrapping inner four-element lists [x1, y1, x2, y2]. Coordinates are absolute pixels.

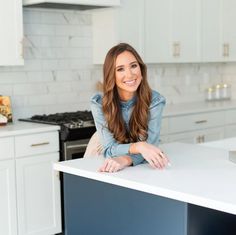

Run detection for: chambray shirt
[[90, 90, 166, 166]]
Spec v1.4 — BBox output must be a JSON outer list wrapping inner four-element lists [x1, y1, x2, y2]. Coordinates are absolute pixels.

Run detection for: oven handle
[[66, 144, 88, 149]]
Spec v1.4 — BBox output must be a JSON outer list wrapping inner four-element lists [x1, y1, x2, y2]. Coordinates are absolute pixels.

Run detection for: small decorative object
[[205, 87, 214, 101], [214, 84, 221, 100], [205, 83, 231, 102], [221, 83, 231, 100], [0, 96, 13, 124]]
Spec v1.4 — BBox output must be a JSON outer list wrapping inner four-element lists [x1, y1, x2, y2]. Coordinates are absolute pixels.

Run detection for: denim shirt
[[90, 90, 166, 166]]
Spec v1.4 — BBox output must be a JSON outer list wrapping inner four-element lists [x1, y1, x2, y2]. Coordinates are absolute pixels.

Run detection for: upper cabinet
[[145, 0, 201, 63], [202, 0, 236, 62], [93, 0, 236, 63], [92, 0, 144, 64], [0, 0, 24, 66]]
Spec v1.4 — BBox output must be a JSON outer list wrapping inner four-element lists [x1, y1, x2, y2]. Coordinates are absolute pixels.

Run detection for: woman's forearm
[[129, 142, 144, 155]]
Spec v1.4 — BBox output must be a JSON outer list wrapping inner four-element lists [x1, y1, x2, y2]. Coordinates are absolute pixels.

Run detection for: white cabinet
[[202, 0, 236, 62], [0, 0, 24, 66], [0, 128, 61, 235], [0, 160, 17, 235], [16, 153, 61, 235], [93, 0, 236, 63], [168, 127, 225, 144], [15, 131, 61, 235], [92, 0, 144, 64], [145, 0, 201, 63], [168, 111, 225, 134], [163, 110, 226, 144], [144, 0, 170, 63], [0, 137, 17, 235]]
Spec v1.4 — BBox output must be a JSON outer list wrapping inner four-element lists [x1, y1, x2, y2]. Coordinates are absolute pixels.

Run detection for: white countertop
[[0, 121, 60, 137], [164, 99, 236, 117], [54, 142, 236, 215], [201, 137, 236, 150]]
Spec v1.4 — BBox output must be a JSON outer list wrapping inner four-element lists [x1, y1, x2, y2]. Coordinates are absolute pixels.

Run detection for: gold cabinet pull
[[195, 120, 207, 124], [31, 142, 50, 147], [223, 43, 230, 57], [173, 41, 180, 57], [196, 135, 205, 143]]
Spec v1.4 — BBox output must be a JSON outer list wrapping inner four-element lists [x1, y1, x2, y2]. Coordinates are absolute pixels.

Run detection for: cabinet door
[[0, 160, 17, 235], [16, 153, 61, 235], [202, 0, 236, 62], [145, 0, 201, 63], [201, 0, 221, 62], [117, 0, 145, 57], [144, 0, 170, 63], [170, 0, 201, 62], [92, 0, 144, 64], [0, 0, 24, 65], [221, 0, 236, 61]]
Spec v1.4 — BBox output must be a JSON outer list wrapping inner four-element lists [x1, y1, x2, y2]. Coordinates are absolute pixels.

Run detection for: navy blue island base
[[63, 173, 236, 235]]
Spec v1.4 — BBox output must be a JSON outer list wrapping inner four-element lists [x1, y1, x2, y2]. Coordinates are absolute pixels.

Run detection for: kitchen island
[[54, 142, 236, 235]]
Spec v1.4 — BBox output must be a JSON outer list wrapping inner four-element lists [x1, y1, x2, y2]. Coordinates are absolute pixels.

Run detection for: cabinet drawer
[[0, 137, 14, 160], [169, 111, 225, 134], [225, 109, 236, 125], [15, 132, 59, 158], [168, 127, 224, 144]]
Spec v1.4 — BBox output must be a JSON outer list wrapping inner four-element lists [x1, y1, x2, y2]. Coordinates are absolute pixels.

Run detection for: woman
[[90, 43, 169, 173]]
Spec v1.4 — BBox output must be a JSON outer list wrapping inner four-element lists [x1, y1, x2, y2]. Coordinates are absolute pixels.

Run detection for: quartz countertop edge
[[0, 121, 60, 137], [53, 162, 236, 215], [54, 142, 236, 216]]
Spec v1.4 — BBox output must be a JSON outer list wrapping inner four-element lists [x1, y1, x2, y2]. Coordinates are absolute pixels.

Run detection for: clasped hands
[[99, 142, 170, 173]]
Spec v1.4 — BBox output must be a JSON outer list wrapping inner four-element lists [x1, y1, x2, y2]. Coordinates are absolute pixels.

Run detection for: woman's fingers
[[145, 150, 170, 169], [98, 158, 121, 173]]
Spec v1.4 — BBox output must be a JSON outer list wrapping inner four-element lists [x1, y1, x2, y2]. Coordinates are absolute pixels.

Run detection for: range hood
[[23, 0, 120, 10]]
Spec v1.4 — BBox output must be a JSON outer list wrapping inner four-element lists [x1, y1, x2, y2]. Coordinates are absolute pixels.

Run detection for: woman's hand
[[130, 142, 170, 169], [98, 156, 132, 173]]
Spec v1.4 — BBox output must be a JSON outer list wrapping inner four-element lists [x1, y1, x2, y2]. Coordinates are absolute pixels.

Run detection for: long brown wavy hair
[[102, 43, 152, 143]]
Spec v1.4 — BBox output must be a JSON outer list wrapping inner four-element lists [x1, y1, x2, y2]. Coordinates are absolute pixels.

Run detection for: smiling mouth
[[124, 79, 136, 85]]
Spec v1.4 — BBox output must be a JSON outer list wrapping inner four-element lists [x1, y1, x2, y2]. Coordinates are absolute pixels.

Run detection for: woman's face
[[115, 51, 142, 101]]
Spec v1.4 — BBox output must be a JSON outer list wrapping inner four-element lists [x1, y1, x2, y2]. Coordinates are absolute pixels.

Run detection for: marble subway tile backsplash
[[0, 8, 236, 120]]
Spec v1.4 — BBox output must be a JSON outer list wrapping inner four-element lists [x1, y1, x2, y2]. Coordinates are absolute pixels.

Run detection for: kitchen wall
[[0, 8, 236, 120]]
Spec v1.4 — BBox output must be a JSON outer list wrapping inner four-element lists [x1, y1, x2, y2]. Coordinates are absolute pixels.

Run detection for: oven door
[[63, 139, 90, 161]]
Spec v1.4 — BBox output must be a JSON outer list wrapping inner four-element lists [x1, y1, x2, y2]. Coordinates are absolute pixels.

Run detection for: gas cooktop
[[19, 110, 95, 129]]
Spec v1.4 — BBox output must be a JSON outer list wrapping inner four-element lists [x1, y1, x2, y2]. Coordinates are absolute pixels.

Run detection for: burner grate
[[31, 111, 94, 124]]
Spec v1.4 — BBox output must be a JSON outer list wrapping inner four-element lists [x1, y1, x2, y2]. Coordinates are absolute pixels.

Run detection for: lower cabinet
[[16, 153, 61, 235], [0, 160, 17, 235], [0, 129, 61, 235], [168, 127, 225, 144], [161, 109, 230, 144]]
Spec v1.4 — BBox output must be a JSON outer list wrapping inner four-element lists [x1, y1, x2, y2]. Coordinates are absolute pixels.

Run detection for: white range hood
[[23, 0, 120, 10]]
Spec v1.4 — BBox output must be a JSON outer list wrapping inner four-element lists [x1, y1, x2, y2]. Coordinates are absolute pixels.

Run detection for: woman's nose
[[125, 68, 133, 78]]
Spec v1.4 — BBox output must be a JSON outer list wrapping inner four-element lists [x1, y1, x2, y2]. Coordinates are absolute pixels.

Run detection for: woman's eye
[[117, 67, 124, 72], [131, 64, 138, 68]]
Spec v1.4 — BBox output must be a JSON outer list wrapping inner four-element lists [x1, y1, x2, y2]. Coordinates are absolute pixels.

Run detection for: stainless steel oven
[[63, 138, 90, 160]]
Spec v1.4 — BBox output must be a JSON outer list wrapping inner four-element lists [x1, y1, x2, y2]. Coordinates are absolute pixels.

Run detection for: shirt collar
[[120, 95, 136, 108]]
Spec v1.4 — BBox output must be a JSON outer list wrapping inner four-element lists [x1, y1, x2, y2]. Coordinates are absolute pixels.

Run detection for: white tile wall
[[0, 8, 236, 120]]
